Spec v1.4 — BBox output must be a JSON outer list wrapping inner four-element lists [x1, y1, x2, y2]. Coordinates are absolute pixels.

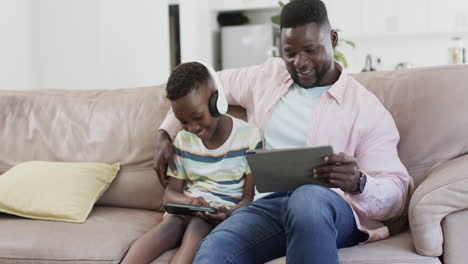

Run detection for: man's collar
[[326, 61, 346, 105]]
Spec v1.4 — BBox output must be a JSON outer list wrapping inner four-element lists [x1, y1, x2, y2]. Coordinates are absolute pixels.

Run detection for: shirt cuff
[[349, 170, 376, 199], [159, 110, 183, 141]]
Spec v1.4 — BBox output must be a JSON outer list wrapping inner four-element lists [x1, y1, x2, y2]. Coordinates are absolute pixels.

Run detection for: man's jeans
[[193, 185, 367, 264]]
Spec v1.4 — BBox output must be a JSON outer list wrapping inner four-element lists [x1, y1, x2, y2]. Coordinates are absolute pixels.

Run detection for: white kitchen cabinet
[[428, 0, 468, 33], [361, 0, 401, 35], [399, 0, 429, 34], [326, 0, 362, 36], [210, 0, 278, 12]]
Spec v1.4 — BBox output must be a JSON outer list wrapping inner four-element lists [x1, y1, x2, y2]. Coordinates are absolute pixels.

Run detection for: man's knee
[[286, 185, 338, 223], [194, 230, 232, 263], [289, 185, 335, 206]]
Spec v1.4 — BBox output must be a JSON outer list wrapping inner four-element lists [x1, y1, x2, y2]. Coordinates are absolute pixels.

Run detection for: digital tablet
[[246, 146, 334, 192], [163, 202, 218, 216]]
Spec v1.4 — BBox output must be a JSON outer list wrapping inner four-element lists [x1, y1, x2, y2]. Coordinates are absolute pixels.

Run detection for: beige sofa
[[1, 64, 467, 264]]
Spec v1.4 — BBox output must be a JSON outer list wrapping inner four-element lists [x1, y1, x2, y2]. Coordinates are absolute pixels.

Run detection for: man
[[154, 0, 409, 263]]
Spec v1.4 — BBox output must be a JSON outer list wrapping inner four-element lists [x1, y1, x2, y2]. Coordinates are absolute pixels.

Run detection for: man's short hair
[[166, 62, 210, 100], [280, 0, 330, 29]]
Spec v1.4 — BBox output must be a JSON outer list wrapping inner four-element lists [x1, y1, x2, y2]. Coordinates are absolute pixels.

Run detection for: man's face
[[171, 80, 219, 142], [281, 22, 337, 88]]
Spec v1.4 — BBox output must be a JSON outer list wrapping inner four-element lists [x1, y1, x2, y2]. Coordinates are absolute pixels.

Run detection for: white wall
[[0, 0, 170, 90], [0, 0, 33, 90], [33, 0, 170, 89], [179, 0, 214, 65]]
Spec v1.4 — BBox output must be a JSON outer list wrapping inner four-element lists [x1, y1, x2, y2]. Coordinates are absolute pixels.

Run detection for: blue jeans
[[193, 185, 367, 264]]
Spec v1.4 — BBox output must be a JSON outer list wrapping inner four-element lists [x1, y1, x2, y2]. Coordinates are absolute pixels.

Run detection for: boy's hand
[[189, 196, 211, 207], [153, 130, 177, 188], [199, 206, 230, 225]]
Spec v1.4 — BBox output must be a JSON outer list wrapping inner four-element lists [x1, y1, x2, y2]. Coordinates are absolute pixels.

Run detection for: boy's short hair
[[166, 62, 210, 100], [280, 0, 330, 29]]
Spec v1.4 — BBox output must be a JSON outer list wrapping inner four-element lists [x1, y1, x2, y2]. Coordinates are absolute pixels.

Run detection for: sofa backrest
[[0, 86, 169, 211], [352, 65, 468, 186], [1, 65, 466, 212]]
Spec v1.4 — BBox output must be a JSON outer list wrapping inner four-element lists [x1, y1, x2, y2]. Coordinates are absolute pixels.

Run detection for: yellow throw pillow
[[0, 161, 120, 223]]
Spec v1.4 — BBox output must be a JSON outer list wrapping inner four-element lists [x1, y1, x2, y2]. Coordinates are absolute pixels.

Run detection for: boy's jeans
[[193, 185, 367, 264]]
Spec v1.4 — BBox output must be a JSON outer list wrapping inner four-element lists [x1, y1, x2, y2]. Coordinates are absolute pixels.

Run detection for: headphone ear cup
[[209, 92, 221, 117]]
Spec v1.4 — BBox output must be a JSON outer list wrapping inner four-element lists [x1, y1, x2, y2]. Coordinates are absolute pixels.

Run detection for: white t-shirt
[[264, 83, 331, 149]]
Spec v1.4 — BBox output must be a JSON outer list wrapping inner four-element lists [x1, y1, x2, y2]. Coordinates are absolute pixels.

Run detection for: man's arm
[[315, 102, 409, 222], [153, 129, 177, 187], [349, 110, 410, 221]]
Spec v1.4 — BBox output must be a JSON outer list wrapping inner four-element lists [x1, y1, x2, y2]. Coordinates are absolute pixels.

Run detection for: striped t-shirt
[[167, 116, 262, 207]]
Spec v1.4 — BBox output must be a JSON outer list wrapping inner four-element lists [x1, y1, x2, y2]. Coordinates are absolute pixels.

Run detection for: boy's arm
[[198, 173, 254, 224], [163, 177, 192, 204], [227, 173, 255, 215], [164, 177, 210, 207]]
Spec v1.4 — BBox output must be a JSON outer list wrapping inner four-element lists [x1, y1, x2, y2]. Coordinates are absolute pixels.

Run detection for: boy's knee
[[188, 216, 210, 229], [164, 214, 187, 227], [184, 217, 213, 239]]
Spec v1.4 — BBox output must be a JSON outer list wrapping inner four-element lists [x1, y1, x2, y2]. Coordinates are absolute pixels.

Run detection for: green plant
[[270, 1, 284, 25], [271, 1, 356, 68], [333, 29, 356, 68]]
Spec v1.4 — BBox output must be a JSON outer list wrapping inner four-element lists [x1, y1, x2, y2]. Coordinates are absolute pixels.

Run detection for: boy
[[122, 62, 262, 264]]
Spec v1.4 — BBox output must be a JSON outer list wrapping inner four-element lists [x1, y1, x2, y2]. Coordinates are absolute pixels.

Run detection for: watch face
[[359, 174, 367, 193]]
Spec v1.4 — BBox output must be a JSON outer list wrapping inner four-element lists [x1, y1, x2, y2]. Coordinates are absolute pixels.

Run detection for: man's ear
[[330, 29, 339, 49]]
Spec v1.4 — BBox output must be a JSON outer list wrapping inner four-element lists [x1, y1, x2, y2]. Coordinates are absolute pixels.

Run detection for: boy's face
[[171, 80, 219, 141]]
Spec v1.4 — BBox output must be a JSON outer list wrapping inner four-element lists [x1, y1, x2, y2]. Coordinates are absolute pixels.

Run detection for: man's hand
[[313, 152, 360, 194], [153, 130, 177, 188]]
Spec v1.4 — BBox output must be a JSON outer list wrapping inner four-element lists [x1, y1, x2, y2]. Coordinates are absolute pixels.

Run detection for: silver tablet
[[246, 146, 334, 193]]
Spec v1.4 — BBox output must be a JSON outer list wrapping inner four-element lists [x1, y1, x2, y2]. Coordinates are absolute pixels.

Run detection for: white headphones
[[199, 62, 228, 117]]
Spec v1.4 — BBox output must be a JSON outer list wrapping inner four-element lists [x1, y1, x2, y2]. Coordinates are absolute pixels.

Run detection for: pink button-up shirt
[[160, 58, 409, 242]]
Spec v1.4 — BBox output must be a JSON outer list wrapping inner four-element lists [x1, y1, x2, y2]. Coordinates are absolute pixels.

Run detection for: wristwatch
[[355, 171, 367, 194]]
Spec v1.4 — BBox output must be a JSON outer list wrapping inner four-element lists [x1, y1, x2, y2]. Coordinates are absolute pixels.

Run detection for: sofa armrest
[[409, 154, 468, 257], [442, 208, 468, 264]]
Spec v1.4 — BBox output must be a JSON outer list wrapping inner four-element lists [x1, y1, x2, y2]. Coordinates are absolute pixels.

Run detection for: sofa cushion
[[409, 154, 468, 257], [152, 232, 439, 264], [0, 161, 119, 223], [0, 86, 169, 211], [442, 208, 468, 264], [0, 206, 163, 264], [264, 232, 440, 264]]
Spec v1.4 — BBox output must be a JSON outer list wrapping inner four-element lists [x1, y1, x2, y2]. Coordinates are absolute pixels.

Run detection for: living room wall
[[0, 0, 171, 90], [0, 0, 33, 90]]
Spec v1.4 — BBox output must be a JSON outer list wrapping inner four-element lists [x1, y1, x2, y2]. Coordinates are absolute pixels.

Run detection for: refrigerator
[[221, 24, 280, 69]]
